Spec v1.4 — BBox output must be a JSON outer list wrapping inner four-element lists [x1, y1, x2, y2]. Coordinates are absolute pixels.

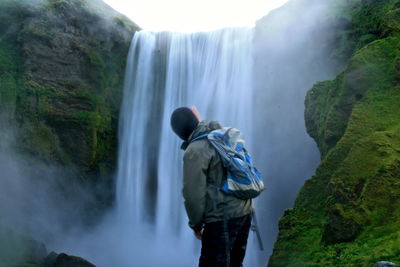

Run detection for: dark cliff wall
[[269, 0, 400, 266], [0, 0, 139, 265], [0, 0, 138, 223]]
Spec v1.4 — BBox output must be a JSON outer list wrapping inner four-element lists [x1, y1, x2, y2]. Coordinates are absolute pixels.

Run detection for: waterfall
[[57, 5, 338, 265], [115, 28, 255, 266]]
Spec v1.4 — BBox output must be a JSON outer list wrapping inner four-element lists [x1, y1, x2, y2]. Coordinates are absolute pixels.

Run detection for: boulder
[[374, 261, 397, 267], [44, 252, 96, 267]]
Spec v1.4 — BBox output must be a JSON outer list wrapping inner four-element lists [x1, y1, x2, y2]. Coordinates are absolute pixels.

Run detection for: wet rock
[[43, 251, 59, 266], [44, 252, 96, 267], [374, 261, 397, 267]]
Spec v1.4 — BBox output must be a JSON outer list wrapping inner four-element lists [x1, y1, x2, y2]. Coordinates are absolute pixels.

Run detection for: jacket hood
[[181, 120, 222, 150]]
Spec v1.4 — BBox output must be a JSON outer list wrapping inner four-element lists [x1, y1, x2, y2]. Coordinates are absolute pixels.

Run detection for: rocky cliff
[[269, 0, 400, 266], [0, 0, 138, 221], [0, 0, 138, 265]]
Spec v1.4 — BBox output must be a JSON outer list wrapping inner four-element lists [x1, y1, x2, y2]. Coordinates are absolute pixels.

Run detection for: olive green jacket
[[182, 120, 253, 230]]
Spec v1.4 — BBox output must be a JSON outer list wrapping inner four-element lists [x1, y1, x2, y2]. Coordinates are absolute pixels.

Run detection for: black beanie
[[170, 107, 199, 141]]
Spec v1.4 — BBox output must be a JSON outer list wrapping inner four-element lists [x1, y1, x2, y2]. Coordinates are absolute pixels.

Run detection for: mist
[[0, 120, 96, 252], [252, 0, 346, 263]]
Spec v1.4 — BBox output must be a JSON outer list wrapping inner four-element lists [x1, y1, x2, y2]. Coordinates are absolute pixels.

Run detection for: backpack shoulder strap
[[189, 133, 209, 144]]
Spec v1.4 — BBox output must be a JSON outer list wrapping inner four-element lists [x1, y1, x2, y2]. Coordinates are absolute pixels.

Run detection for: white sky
[[103, 0, 289, 32]]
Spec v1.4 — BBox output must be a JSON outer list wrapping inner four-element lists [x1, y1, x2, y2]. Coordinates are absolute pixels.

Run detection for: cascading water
[[56, 3, 341, 266], [115, 28, 256, 266]]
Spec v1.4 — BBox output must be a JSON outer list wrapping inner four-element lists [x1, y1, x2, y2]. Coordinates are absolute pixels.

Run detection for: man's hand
[[194, 229, 203, 240]]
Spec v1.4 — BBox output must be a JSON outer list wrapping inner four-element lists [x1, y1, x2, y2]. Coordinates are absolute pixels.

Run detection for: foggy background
[[252, 0, 344, 263], [0, 116, 96, 249]]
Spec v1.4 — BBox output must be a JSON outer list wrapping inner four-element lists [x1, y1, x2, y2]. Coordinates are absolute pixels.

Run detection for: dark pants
[[199, 214, 252, 267]]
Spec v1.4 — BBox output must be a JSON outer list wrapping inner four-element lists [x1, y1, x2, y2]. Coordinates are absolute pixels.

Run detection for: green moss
[[0, 73, 18, 104], [0, 224, 47, 266], [113, 15, 140, 32], [0, 37, 23, 121], [85, 50, 106, 70], [23, 23, 55, 40], [20, 122, 68, 163], [0, 0, 29, 10], [0, 0, 136, 229], [44, 0, 79, 12], [74, 111, 103, 127], [271, 25, 400, 267], [328, 0, 400, 64]]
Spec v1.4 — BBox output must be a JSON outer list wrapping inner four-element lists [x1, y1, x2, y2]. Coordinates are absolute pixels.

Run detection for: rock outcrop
[[374, 262, 397, 267], [269, 0, 400, 266], [0, 0, 139, 265], [0, 224, 96, 267], [44, 252, 96, 267], [0, 0, 139, 223]]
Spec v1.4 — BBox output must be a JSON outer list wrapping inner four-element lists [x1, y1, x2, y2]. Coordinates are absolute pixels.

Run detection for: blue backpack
[[191, 127, 264, 200]]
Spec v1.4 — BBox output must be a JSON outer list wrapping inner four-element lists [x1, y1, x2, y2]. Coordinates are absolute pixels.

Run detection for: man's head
[[170, 107, 200, 140]]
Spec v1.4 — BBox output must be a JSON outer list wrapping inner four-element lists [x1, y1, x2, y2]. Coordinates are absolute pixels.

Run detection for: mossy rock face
[[0, 224, 47, 266], [270, 1, 400, 266], [0, 0, 139, 224], [0, 223, 97, 267]]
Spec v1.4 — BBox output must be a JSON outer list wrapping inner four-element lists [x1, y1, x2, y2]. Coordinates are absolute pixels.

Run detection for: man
[[170, 106, 253, 267]]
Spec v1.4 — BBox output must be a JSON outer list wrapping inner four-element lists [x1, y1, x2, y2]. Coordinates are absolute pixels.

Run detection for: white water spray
[[115, 28, 255, 266]]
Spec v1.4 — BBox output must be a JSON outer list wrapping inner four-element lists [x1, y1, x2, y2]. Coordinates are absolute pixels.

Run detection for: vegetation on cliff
[[269, 0, 400, 266], [0, 0, 138, 221], [0, 0, 138, 265]]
